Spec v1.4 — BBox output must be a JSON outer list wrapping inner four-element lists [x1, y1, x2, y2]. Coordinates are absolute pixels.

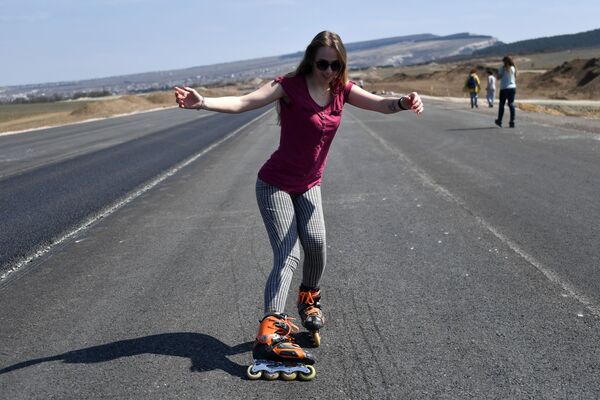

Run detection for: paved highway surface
[[1, 102, 599, 399]]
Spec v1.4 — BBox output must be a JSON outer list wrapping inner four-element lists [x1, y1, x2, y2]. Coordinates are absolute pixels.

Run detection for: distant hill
[[344, 33, 437, 51], [524, 57, 600, 99], [0, 32, 496, 103], [473, 28, 600, 57], [347, 33, 496, 68]]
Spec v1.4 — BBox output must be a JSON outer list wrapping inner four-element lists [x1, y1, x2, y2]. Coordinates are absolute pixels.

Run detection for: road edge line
[[350, 113, 600, 318]]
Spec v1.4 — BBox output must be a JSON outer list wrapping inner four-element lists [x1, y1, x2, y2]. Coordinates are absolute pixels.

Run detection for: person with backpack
[[464, 68, 480, 109]]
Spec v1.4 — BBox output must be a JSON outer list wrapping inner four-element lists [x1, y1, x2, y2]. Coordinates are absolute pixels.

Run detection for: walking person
[[174, 31, 423, 380], [465, 68, 480, 109], [495, 56, 517, 128], [486, 69, 496, 107]]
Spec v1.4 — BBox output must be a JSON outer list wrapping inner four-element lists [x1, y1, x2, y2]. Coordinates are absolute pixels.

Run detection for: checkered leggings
[[256, 179, 326, 315]]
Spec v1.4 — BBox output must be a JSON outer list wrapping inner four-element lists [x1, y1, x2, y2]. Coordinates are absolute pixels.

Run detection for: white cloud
[[230, 0, 299, 7], [95, 0, 150, 4], [0, 12, 49, 23]]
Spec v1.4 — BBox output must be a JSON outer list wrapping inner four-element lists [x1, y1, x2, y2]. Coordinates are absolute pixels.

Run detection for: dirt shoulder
[[0, 86, 242, 135], [2, 53, 599, 136], [2, 89, 597, 137], [421, 95, 600, 134]]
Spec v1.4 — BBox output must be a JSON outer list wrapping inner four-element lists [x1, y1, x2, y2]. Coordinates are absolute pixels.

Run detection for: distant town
[[0, 33, 497, 104], [4, 27, 599, 104]]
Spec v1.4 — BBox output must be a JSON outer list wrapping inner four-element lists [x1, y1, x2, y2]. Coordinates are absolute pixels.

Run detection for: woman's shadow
[[0, 333, 253, 378]]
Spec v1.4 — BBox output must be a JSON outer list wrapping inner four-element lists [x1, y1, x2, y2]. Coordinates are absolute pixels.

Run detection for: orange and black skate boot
[[246, 313, 316, 381], [297, 285, 325, 347]]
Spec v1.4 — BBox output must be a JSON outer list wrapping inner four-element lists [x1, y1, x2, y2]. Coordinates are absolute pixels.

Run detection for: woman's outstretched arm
[[347, 84, 423, 115], [174, 80, 286, 113]]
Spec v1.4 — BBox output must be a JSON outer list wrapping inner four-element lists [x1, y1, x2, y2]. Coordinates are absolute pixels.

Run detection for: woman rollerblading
[[175, 30, 423, 382]]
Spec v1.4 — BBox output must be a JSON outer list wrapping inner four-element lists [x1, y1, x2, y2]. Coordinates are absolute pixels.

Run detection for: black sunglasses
[[315, 59, 342, 72]]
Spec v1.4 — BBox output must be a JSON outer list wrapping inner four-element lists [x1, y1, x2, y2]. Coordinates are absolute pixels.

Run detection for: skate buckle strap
[[282, 317, 300, 335], [257, 315, 300, 345], [274, 318, 299, 345], [272, 315, 300, 337]]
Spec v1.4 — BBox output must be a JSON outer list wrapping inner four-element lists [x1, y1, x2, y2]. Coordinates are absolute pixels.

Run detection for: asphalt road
[[0, 107, 268, 272], [1, 102, 599, 399]]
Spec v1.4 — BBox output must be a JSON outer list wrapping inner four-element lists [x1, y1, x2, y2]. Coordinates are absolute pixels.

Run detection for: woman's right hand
[[174, 86, 204, 110]]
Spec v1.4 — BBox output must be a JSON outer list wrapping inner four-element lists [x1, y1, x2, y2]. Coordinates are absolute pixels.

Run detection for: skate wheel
[[298, 365, 316, 381], [280, 371, 298, 381], [246, 365, 262, 380], [262, 371, 279, 381], [312, 331, 321, 347]]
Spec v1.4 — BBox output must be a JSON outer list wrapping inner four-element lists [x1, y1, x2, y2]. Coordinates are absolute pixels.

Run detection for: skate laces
[[298, 290, 317, 306], [298, 289, 321, 317]]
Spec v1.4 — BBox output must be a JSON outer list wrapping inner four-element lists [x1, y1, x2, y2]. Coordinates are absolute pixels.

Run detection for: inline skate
[[246, 313, 317, 381], [297, 285, 325, 347]]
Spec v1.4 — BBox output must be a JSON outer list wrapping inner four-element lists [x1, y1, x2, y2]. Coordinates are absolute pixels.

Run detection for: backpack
[[466, 75, 477, 89]]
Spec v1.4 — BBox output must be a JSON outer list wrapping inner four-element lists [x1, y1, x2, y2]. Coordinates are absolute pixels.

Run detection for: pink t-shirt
[[258, 74, 354, 194]]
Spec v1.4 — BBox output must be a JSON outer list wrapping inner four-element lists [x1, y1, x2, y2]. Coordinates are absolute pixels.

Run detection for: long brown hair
[[502, 55, 515, 67], [502, 55, 517, 77], [292, 31, 349, 93]]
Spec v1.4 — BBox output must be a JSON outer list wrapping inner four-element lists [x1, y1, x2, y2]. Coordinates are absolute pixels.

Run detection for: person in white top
[[486, 69, 496, 108], [494, 56, 517, 128]]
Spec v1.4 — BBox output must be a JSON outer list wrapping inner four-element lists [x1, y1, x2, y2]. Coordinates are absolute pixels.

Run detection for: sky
[[2, 0, 600, 86]]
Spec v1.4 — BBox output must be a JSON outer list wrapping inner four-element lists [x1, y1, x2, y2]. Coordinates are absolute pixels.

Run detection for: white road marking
[[0, 109, 272, 283]]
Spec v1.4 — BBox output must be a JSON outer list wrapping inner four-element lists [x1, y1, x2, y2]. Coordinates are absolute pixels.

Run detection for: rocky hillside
[[347, 33, 496, 68], [526, 58, 600, 99], [361, 56, 599, 100]]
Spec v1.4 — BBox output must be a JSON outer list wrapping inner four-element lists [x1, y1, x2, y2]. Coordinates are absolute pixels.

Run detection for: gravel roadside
[[422, 95, 600, 135]]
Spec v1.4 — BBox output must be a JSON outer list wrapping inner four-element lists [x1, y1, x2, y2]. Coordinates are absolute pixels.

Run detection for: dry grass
[[0, 85, 245, 134], [0, 94, 171, 134], [517, 102, 600, 118], [516, 103, 566, 116]]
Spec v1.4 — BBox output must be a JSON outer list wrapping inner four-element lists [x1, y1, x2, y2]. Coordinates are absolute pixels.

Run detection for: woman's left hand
[[404, 92, 424, 115], [174, 86, 204, 110]]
